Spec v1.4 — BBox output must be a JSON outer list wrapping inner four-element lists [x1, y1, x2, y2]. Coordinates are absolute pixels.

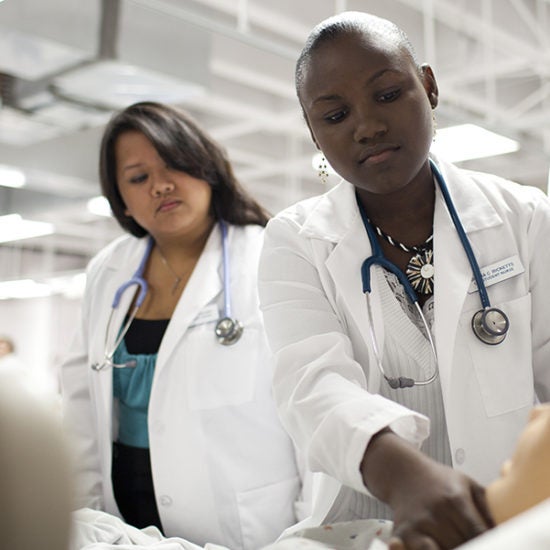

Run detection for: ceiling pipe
[[98, 0, 121, 60], [127, 0, 300, 60]]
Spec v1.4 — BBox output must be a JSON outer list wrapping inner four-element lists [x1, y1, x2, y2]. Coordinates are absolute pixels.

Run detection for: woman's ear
[[421, 64, 439, 109]]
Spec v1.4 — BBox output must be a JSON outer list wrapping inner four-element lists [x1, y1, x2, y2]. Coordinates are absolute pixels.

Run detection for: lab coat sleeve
[[60, 262, 104, 510], [258, 215, 429, 495], [527, 193, 550, 402]]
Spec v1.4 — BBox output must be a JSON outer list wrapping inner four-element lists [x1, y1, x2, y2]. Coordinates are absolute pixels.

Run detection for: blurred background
[[0, 0, 549, 392]]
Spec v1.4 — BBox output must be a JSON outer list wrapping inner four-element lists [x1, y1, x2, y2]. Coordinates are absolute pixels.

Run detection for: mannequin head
[[0, 335, 15, 357], [0, 373, 72, 550], [486, 404, 550, 524]]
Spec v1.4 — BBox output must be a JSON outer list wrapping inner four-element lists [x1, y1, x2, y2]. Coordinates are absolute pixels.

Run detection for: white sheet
[[70, 509, 229, 550]]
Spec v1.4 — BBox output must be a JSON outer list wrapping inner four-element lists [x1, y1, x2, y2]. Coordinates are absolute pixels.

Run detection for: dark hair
[[99, 101, 270, 237], [295, 11, 420, 97]]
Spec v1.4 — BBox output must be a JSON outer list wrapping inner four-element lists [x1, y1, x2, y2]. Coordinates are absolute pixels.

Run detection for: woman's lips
[[359, 145, 399, 165], [156, 200, 181, 213]]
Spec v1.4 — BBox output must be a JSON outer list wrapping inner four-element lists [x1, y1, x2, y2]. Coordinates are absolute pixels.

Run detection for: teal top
[[112, 339, 157, 449]]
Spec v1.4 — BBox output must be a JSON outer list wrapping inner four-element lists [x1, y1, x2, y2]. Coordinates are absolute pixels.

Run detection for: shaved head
[[296, 11, 420, 98]]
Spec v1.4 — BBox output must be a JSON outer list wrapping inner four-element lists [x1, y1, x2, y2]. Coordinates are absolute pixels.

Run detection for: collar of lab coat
[[298, 156, 503, 243]]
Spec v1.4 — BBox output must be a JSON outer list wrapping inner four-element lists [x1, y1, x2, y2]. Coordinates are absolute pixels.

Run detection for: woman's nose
[[151, 178, 174, 197], [352, 108, 387, 143]]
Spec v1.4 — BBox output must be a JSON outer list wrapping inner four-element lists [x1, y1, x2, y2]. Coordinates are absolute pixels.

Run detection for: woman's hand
[[361, 430, 494, 549]]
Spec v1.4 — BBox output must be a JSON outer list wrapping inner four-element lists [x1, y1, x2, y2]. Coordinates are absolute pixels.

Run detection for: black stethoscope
[[91, 220, 243, 372], [359, 159, 509, 389]]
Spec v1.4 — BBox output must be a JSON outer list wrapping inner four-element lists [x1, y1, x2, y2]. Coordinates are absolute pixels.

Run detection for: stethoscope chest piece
[[471, 307, 509, 345], [215, 317, 244, 345]]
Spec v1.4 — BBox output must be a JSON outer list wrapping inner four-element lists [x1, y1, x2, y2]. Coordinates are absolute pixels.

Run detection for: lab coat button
[[455, 448, 466, 464], [159, 495, 173, 506]]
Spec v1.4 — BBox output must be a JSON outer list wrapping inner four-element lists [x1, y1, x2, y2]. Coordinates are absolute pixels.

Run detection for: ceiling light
[[0, 107, 63, 146], [0, 165, 26, 188], [0, 26, 89, 80], [53, 60, 205, 110], [431, 124, 520, 162], [46, 272, 86, 299], [87, 196, 112, 217], [0, 279, 52, 300], [0, 214, 54, 243]]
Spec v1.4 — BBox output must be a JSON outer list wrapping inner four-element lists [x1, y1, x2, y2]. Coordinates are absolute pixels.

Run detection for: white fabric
[[458, 498, 550, 549], [61, 224, 309, 550], [339, 268, 450, 522], [70, 508, 227, 550], [258, 156, 550, 531], [264, 500, 550, 550]]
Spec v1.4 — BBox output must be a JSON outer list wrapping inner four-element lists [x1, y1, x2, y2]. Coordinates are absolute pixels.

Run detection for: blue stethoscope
[[91, 220, 243, 371], [359, 159, 509, 389]]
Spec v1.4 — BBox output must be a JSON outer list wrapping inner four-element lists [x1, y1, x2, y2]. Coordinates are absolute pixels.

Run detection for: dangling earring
[[429, 93, 437, 141], [318, 155, 329, 185]]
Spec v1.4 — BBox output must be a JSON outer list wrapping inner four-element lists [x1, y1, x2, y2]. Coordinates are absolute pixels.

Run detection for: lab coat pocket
[[462, 293, 533, 417], [184, 326, 260, 410], [237, 476, 300, 550]]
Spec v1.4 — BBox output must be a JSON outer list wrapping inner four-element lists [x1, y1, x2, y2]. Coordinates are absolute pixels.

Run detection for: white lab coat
[[61, 223, 306, 550], [258, 157, 550, 527]]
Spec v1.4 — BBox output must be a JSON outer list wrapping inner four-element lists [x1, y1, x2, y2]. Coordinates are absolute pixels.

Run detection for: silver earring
[[318, 156, 329, 185]]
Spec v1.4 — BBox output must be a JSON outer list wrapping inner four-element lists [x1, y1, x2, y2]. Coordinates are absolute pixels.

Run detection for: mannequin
[[0, 370, 72, 550], [485, 404, 550, 524]]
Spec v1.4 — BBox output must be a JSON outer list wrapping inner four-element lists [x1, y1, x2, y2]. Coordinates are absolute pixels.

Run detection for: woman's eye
[[378, 89, 401, 103], [129, 173, 148, 184], [324, 109, 348, 123]]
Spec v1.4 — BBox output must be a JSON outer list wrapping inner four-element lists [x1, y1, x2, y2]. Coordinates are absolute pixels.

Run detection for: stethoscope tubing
[[220, 220, 232, 318], [358, 158, 508, 387], [430, 161, 490, 309], [92, 220, 240, 371]]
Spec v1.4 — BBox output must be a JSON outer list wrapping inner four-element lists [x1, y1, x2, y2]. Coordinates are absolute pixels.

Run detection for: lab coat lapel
[[92, 237, 151, 475], [433, 159, 502, 400], [302, 181, 383, 386], [155, 225, 223, 371]]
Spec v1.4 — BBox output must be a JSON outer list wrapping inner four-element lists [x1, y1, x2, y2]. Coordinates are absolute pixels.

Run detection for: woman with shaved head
[[259, 11, 550, 549]]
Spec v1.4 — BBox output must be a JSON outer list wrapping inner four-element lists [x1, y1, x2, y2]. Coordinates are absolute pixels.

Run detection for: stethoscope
[[359, 159, 509, 389], [91, 220, 243, 372]]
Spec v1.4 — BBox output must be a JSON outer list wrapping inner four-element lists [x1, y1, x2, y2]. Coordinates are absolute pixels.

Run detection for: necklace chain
[[368, 219, 433, 253], [158, 248, 183, 295]]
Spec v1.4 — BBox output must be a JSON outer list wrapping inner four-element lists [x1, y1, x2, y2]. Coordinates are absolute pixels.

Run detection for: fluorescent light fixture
[[0, 26, 89, 80], [0, 165, 26, 188], [0, 214, 54, 243], [0, 279, 52, 300], [53, 60, 205, 110], [0, 272, 86, 301], [431, 124, 520, 162], [32, 101, 111, 131], [87, 196, 112, 217], [47, 272, 87, 299], [0, 107, 63, 146]]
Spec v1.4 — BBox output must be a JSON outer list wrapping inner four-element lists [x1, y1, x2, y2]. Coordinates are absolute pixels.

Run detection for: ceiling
[[1, 0, 550, 285]]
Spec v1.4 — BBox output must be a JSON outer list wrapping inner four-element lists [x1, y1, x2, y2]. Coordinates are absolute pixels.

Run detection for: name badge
[[189, 304, 219, 327], [468, 255, 524, 293]]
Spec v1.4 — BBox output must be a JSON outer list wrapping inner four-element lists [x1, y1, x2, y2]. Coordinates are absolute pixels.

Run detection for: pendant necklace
[[369, 220, 434, 295], [158, 248, 184, 295]]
